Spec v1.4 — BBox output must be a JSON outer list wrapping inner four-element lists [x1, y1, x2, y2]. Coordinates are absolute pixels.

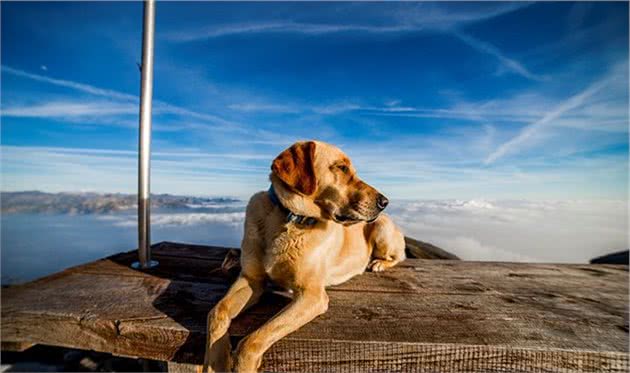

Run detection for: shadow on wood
[[138, 243, 290, 365]]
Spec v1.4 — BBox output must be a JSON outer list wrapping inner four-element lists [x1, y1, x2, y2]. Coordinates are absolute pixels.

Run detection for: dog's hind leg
[[367, 214, 406, 272], [203, 274, 264, 373]]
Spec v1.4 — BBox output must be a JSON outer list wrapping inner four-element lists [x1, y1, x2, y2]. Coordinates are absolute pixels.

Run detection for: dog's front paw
[[368, 259, 389, 272], [205, 333, 232, 373], [233, 354, 262, 373], [233, 339, 263, 373]]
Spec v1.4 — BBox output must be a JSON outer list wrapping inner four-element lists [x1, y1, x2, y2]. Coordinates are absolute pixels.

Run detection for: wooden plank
[[1, 341, 34, 352], [1, 242, 628, 372], [167, 361, 201, 373], [263, 340, 629, 373], [150, 241, 235, 261]]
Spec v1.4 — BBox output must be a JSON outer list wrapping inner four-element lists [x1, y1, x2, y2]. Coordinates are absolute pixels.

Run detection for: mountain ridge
[[0, 191, 240, 214]]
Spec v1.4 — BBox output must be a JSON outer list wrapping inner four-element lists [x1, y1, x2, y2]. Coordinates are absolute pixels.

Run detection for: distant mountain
[[0, 191, 241, 214]]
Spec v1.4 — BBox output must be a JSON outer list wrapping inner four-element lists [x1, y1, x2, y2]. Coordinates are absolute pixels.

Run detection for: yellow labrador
[[203, 140, 405, 372]]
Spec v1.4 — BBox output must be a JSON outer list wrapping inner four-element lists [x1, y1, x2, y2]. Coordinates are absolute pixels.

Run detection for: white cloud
[[1, 65, 234, 127], [453, 32, 546, 82], [484, 66, 619, 164], [227, 73, 628, 139], [444, 236, 535, 262], [0, 145, 269, 197], [1, 66, 299, 149], [92, 198, 627, 263], [228, 103, 300, 114], [388, 199, 627, 263], [227, 101, 365, 115], [369, 84, 627, 141], [2, 54, 626, 200], [162, 3, 537, 82], [165, 22, 417, 41], [164, 3, 530, 41], [2, 65, 138, 102], [102, 212, 246, 227], [1, 101, 137, 118]]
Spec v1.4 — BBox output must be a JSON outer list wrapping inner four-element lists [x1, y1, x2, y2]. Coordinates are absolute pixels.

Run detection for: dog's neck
[[269, 175, 322, 226]]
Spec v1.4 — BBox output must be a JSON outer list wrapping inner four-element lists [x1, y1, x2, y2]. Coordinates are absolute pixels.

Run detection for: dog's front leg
[[367, 215, 406, 272], [203, 275, 264, 373], [233, 286, 329, 373]]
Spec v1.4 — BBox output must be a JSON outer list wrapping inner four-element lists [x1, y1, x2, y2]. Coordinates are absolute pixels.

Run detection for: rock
[[404, 236, 460, 260], [590, 250, 629, 264], [78, 356, 98, 371], [63, 349, 84, 363]]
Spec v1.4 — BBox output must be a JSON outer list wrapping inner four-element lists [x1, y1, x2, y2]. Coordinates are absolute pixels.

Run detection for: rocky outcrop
[[404, 236, 460, 260], [590, 250, 629, 265]]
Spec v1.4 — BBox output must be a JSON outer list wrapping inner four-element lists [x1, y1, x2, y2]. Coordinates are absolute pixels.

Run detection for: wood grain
[[167, 361, 202, 373], [1, 242, 628, 372]]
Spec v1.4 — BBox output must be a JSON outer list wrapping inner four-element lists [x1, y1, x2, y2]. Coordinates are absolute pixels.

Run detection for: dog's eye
[[337, 165, 349, 173]]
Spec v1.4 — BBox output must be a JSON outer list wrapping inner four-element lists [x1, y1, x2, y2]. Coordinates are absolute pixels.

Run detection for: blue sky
[[1, 2, 628, 199]]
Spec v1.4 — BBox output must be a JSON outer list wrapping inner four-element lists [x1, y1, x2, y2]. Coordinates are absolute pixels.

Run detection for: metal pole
[[132, 0, 158, 269]]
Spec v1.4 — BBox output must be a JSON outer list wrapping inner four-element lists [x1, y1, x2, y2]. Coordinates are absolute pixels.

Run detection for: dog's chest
[[263, 225, 340, 288], [262, 228, 305, 286]]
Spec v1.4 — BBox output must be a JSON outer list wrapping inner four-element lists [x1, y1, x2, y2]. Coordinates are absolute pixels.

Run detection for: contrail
[[453, 32, 545, 82], [484, 77, 610, 165], [1, 65, 138, 102], [1, 65, 233, 126]]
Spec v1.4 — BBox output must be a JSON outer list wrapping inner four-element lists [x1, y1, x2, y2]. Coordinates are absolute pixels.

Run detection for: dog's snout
[[376, 194, 389, 210]]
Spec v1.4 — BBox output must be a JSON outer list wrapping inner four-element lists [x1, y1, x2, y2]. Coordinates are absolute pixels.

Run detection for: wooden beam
[[1, 341, 34, 352], [166, 361, 201, 373], [2, 242, 628, 372]]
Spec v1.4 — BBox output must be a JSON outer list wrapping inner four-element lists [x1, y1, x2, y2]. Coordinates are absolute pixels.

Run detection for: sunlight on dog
[[203, 140, 405, 373]]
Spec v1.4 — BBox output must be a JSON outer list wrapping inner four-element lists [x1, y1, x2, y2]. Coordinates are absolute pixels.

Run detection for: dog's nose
[[376, 194, 389, 210]]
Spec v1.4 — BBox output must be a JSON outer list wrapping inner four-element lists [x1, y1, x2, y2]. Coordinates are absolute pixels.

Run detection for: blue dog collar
[[268, 185, 318, 226]]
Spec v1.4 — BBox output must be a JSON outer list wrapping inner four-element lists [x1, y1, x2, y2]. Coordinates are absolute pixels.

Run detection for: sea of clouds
[[2, 197, 626, 284], [387, 199, 627, 263], [100, 211, 246, 227], [100, 198, 627, 263]]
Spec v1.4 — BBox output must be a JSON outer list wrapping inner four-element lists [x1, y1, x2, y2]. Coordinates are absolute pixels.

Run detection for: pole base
[[131, 260, 159, 269]]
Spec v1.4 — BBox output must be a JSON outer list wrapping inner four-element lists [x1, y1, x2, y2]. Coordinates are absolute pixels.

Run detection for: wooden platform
[[2, 242, 629, 372]]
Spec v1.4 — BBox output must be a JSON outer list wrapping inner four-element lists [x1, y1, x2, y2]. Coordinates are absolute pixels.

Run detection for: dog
[[203, 140, 406, 372]]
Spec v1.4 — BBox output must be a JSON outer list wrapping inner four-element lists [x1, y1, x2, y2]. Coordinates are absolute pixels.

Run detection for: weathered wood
[[1, 242, 628, 372], [167, 361, 201, 373], [1, 341, 34, 352], [264, 340, 630, 373]]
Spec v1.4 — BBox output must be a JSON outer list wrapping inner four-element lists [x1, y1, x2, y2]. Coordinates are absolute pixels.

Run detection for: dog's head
[[270, 140, 389, 225]]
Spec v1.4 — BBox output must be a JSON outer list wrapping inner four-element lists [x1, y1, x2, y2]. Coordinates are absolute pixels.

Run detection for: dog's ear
[[272, 141, 317, 195]]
